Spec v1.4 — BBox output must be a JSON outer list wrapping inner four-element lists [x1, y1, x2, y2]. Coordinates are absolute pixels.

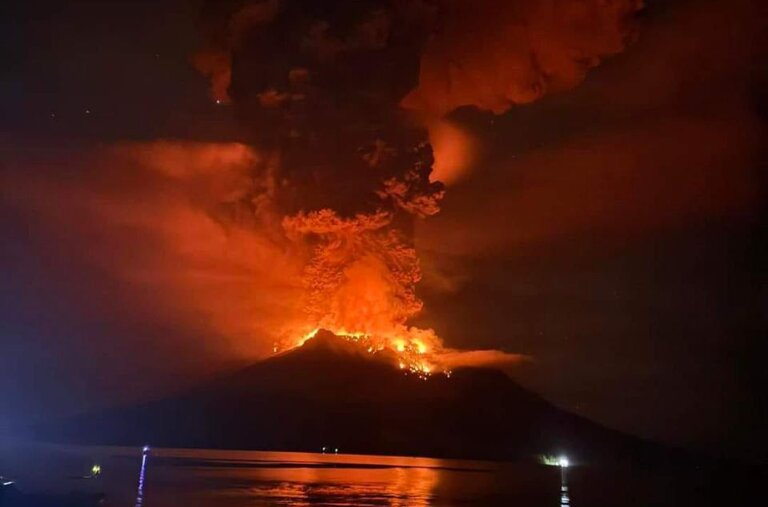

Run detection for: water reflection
[[231, 456, 439, 506], [2, 445, 548, 506], [134, 452, 147, 507], [560, 466, 570, 506], [4, 443, 742, 507]]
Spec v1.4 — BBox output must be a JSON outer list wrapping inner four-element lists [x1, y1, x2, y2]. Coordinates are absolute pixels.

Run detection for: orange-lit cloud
[[418, 115, 760, 258], [193, 0, 280, 103], [416, 0, 761, 259], [436, 349, 529, 371], [3, 0, 653, 374], [403, 0, 642, 116], [3, 140, 511, 372], [401, 0, 642, 184], [4, 141, 304, 359], [191, 50, 232, 104], [427, 119, 478, 186]]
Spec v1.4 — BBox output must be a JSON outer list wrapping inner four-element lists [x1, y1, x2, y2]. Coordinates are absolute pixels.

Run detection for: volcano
[[35, 331, 670, 463]]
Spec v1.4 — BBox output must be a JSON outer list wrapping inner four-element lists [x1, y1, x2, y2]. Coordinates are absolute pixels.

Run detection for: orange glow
[[5, 141, 305, 359], [191, 49, 231, 104], [427, 119, 477, 185], [6, 140, 525, 374], [278, 207, 455, 376], [284, 327, 440, 378], [133, 448, 446, 507], [273, 202, 525, 376], [403, 0, 642, 116]]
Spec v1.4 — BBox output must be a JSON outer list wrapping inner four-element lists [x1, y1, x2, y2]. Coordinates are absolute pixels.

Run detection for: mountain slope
[[35, 331, 668, 462]]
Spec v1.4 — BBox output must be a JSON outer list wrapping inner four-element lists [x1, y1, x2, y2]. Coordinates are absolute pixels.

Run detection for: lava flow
[[290, 328, 438, 378], [278, 204, 444, 376]]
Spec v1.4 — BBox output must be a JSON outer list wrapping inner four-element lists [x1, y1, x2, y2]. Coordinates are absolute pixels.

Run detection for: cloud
[[436, 349, 530, 370], [2, 141, 305, 360], [417, 0, 762, 259], [403, 0, 642, 116]]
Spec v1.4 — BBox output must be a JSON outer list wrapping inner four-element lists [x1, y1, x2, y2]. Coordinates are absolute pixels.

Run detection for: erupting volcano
[[36, 328, 671, 463], [1, 0, 644, 378], [3, 2, 765, 503], [195, 0, 457, 369], [189, 0, 642, 370], [197, 2, 462, 375], [290, 328, 438, 377]]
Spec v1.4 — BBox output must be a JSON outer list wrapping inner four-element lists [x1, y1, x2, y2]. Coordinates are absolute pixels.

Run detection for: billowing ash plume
[[193, 0, 641, 368], [195, 0, 446, 362], [405, 0, 643, 115]]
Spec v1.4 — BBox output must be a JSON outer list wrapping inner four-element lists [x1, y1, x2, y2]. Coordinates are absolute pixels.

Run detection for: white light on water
[[558, 456, 569, 468], [135, 452, 148, 507]]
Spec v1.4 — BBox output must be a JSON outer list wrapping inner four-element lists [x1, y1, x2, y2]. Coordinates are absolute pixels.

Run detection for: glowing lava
[[282, 328, 439, 379]]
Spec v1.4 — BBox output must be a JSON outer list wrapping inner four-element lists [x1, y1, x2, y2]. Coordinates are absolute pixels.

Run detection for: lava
[[282, 328, 439, 379]]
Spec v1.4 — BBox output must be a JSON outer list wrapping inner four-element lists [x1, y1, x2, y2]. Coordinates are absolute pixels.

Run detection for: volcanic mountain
[[35, 331, 669, 463]]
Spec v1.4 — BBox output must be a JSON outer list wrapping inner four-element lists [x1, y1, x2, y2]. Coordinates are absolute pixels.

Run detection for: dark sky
[[1, 0, 766, 461]]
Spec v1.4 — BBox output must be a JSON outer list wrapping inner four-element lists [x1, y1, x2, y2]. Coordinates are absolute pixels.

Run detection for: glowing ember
[[280, 204, 446, 377], [281, 328, 441, 378]]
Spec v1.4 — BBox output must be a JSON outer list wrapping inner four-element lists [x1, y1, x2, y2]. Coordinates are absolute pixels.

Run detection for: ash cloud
[[417, 0, 761, 258], [1, 0, 761, 456], [404, 0, 642, 116], [1, 0, 645, 379], [191, 0, 641, 363], [412, 0, 765, 456], [2, 141, 304, 359], [195, 0, 449, 356]]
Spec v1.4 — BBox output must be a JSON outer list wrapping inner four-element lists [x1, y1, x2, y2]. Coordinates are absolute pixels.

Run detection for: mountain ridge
[[34, 331, 674, 463]]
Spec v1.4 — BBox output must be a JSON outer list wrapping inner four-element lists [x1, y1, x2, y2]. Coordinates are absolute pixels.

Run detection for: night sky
[[1, 0, 765, 461]]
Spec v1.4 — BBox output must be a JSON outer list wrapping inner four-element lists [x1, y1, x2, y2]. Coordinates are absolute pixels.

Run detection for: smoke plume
[[2, 141, 304, 359], [404, 0, 642, 116], [2, 0, 644, 375], [187, 0, 642, 368]]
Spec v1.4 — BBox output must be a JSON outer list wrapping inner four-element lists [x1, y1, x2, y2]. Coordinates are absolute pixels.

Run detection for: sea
[[0, 441, 760, 506]]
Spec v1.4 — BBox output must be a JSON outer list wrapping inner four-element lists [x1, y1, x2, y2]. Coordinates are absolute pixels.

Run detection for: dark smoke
[[405, 0, 643, 116], [195, 0, 449, 349], [192, 0, 642, 358]]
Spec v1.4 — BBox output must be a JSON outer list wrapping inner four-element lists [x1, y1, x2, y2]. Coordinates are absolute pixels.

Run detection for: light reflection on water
[[0, 444, 560, 506], [4, 441, 759, 506], [162, 450, 463, 506], [227, 462, 438, 506], [560, 466, 570, 506], [134, 453, 147, 507], [162, 451, 443, 506]]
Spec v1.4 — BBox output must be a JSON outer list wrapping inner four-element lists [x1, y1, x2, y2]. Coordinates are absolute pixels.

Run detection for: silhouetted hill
[[35, 330, 677, 462]]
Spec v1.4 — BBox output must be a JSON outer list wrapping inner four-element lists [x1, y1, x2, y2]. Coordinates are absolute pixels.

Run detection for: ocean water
[[0, 442, 758, 506]]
